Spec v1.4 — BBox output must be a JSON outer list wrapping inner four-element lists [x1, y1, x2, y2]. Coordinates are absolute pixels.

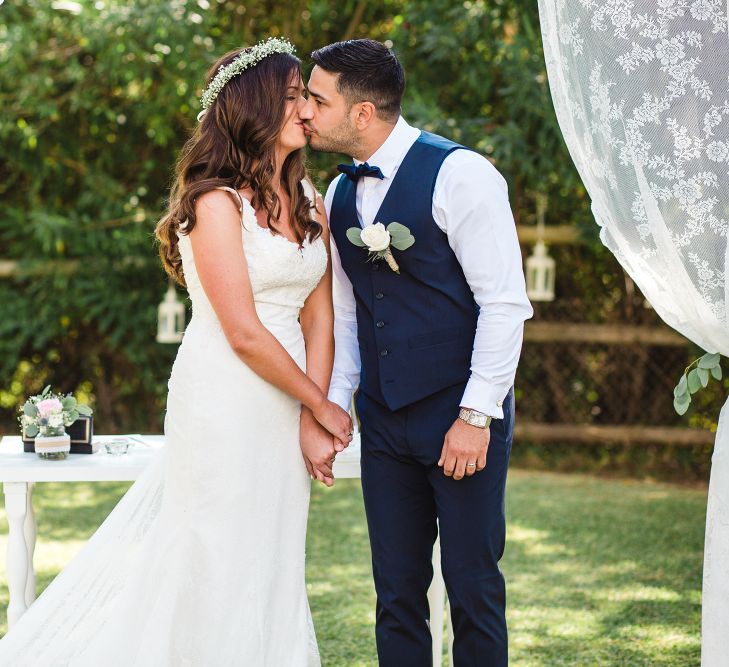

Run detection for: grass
[[0, 470, 705, 666]]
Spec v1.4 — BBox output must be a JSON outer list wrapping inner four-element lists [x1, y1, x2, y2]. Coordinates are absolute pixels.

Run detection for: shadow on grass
[[503, 470, 704, 666], [0, 472, 705, 666], [307, 479, 378, 665], [31, 481, 132, 542]]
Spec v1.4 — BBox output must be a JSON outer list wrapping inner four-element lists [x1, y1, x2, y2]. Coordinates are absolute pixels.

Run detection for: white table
[[0, 434, 451, 664]]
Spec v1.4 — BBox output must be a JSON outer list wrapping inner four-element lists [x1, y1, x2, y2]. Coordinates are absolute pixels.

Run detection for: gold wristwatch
[[458, 407, 492, 429]]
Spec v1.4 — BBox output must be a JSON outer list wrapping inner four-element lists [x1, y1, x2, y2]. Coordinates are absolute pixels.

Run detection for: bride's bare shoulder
[[192, 189, 245, 231]]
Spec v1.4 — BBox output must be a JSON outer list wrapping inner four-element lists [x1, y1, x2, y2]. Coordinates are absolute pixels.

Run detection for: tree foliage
[[0, 0, 675, 434]]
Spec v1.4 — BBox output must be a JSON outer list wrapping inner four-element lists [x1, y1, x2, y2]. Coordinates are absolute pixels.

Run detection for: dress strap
[[215, 186, 255, 231]]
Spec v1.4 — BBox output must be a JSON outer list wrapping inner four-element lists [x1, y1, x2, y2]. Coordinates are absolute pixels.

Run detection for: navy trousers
[[357, 383, 514, 667]]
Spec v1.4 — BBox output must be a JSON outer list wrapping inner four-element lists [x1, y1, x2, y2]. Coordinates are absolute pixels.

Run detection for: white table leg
[[428, 535, 446, 667], [24, 482, 37, 607], [4, 482, 31, 628]]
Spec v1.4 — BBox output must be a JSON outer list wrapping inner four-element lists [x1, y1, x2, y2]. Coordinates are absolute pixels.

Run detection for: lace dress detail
[[0, 185, 327, 666]]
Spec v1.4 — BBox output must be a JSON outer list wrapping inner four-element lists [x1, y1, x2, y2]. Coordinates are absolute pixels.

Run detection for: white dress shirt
[[325, 116, 533, 419]]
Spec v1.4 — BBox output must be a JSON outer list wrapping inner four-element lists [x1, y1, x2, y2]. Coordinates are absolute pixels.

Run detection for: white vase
[[35, 433, 71, 460]]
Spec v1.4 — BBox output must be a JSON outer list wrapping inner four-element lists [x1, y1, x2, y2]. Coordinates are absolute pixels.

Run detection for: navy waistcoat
[[330, 131, 478, 411]]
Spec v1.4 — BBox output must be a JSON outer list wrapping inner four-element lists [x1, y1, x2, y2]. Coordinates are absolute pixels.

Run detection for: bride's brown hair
[[155, 48, 321, 285]]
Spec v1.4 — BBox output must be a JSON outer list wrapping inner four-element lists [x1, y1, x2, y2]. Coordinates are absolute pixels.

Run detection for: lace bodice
[[177, 186, 328, 323]]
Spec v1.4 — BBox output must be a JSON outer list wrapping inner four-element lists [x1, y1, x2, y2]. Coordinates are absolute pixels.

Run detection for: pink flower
[[36, 398, 63, 418]]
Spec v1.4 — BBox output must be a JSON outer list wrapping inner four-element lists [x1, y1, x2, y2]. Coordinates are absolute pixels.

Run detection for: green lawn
[[0, 470, 705, 666]]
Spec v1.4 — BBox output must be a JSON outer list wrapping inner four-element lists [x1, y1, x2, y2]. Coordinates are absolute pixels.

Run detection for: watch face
[[460, 409, 487, 427], [458, 408, 491, 428]]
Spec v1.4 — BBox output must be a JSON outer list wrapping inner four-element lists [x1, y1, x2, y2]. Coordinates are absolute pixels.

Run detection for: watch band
[[458, 407, 492, 429]]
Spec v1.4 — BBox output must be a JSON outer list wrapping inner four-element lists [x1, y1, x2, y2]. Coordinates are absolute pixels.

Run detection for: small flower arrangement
[[346, 222, 415, 274], [19, 386, 93, 439]]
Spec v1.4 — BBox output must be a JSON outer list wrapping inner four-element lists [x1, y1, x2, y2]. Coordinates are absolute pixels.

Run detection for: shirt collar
[[353, 116, 421, 179]]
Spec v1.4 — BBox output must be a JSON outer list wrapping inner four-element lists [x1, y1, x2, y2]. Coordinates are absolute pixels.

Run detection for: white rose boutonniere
[[360, 223, 392, 252], [346, 222, 415, 274]]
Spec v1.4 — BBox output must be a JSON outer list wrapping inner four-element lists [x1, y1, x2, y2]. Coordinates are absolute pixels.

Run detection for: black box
[[23, 415, 97, 454]]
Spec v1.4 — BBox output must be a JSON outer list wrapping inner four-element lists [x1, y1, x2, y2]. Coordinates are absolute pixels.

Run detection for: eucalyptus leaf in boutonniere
[[346, 222, 415, 274]]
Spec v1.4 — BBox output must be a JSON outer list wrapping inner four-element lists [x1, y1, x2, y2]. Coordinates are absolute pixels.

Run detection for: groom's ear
[[352, 101, 377, 130]]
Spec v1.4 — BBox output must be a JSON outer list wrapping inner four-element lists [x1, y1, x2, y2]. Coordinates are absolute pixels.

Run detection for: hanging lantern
[[526, 240, 556, 302], [525, 193, 556, 302], [156, 280, 185, 343]]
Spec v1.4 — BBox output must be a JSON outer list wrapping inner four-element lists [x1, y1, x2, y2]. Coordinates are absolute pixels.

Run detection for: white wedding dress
[[0, 185, 327, 666]]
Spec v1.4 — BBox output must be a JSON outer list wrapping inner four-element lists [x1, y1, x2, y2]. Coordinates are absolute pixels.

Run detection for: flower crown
[[197, 37, 296, 122]]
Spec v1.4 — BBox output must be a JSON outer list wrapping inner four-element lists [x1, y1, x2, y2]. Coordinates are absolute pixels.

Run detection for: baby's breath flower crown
[[197, 37, 296, 122]]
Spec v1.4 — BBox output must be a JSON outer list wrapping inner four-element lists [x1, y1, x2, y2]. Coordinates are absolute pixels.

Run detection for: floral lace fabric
[[538, 2, 728, 663]]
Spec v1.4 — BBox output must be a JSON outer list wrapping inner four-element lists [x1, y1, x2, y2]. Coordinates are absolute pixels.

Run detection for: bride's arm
[[300, 196, 334, 407], [299, 196, 342, 486], [189, 190, 352, 443]]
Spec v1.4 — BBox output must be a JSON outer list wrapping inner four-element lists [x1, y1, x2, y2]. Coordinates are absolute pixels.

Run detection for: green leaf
[[25, 423, 39, 438], [687, 369, 701, 394], [41, 385, 52, 397], [674, 390, 691, 406], [388, 231, 409, 244], [67, 410, 79, 424], [386, 222, 409, 234], [346, 228, 366, 247], [698, 353, 721, 369], [674, 375, 688, 397], [698, 367, 709, 387], [673, 393, 691, 415], [711, 365, 722, 381], [76, 404, 93, 416], [61, 396, 77, 410], [390, 235, 415, 251], [23, 402, 38, 417], [386, 222, 412, 242]]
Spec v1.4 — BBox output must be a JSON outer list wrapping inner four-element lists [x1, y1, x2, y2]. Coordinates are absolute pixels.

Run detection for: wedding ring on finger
[[466, 462, 477, 468]]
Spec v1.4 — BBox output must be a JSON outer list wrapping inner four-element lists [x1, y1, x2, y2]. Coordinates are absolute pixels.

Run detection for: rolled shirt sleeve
[[433, 151, 533, 419]]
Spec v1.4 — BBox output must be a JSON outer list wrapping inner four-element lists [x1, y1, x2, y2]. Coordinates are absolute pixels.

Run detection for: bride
[[0, 37, 352, 666]]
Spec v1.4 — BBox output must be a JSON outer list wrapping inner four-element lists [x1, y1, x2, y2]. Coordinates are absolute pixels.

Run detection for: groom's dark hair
[[311, 39, 405, 122]]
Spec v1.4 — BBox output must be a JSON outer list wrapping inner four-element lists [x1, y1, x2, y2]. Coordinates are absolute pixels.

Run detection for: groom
[[301, 39, 532, 666]]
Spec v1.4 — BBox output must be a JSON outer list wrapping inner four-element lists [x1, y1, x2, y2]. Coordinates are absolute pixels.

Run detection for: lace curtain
[[536, 2, 728, 663]]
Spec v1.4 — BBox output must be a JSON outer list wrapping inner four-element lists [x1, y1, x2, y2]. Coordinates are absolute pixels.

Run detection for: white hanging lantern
[[525, 193, 556, 302], [526, 240, 556, 302], [156, 280, 185, 343]]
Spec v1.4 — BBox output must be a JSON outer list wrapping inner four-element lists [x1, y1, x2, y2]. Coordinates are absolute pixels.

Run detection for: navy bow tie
[[337, 162, 384, 182]]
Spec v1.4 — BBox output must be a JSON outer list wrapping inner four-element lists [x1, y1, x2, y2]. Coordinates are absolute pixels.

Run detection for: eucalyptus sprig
[[673, 352, 723, 415]]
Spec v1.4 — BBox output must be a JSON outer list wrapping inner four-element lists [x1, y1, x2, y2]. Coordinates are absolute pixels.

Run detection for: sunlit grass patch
[[0, 471, 704, 665]]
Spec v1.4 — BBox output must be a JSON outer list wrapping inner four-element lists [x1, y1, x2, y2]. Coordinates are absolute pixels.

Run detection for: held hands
[[311, 398, 353, 451], [300, 408, 338, 487], [302, 399, 353, 487], [438, 418, 490, 481]]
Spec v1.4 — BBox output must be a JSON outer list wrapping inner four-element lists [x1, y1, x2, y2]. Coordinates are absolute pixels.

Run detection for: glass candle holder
[[104, 437, 132, 456]]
